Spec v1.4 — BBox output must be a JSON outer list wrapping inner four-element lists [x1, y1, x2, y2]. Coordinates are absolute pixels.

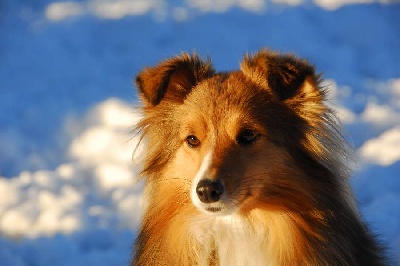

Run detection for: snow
[[361, 100, 400, 126], [359, 126, 400, 166], [45, 2, 86, 21], [45, 0, 165, 21], [1, 0, 400, 265]]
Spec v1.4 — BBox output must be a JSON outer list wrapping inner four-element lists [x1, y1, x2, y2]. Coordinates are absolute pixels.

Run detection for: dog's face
[[171, 73, 296, 216], [136, 50, 329, 216]]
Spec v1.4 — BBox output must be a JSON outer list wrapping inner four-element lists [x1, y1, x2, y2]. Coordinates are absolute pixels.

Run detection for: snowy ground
[[0, 0, 399, 265]]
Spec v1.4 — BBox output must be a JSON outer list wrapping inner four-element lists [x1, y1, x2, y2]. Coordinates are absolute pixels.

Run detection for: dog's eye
[[186, 135, 200, 148], [237, 129, 259, 145]]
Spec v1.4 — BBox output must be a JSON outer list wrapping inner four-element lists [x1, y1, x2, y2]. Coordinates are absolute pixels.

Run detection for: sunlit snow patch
[[359, 126, 400, 166], [0, 98, 143, 238], [361, 101, 400, 126], [44, 0, 397, 22], [45, 0, 161, 21], [45, 2, 86, 21]]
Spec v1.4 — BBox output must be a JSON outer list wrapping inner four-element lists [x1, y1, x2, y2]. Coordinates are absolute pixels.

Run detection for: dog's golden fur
[[132, 49, 386, 265]]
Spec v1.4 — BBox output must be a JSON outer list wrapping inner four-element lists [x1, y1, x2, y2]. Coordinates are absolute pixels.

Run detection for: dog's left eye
[[237, 129, 259, 145], [186, 135, 200, 148]]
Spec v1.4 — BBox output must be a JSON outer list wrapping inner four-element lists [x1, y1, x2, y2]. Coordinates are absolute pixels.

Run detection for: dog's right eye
[[186, 135, 200, 148], [237, 129, 259, 146]]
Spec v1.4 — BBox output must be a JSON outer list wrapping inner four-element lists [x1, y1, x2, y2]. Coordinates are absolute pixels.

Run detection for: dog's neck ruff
[[190, 213, 271, 266]]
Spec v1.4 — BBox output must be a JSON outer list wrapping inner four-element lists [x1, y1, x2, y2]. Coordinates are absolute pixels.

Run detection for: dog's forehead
[[187, 71, 269, 110], [177, 72, 272, 132]]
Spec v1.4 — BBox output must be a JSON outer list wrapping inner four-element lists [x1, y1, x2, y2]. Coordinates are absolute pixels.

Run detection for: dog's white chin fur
[[189, 210, 270, 266]]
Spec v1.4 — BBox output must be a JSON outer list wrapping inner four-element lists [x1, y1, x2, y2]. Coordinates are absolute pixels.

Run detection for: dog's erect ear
[[240, 49, 321, 102], [135, 53, 215, 106]]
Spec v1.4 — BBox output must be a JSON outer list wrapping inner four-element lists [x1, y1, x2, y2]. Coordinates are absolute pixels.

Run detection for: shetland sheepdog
[[132, 49, 386, 265]]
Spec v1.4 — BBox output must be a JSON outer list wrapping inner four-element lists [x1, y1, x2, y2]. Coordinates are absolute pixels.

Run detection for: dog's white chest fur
[[191, 214, 271, 266]]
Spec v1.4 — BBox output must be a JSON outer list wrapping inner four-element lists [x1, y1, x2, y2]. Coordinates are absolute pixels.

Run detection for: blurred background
[[0, 0, 399, 265]]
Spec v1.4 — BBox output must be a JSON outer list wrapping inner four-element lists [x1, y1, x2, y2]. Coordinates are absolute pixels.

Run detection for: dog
[[132, 49, 386, 265]]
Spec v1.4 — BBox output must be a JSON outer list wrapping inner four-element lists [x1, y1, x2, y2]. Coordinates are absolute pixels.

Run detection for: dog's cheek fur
[[134, 101, 216, 264], [136, 108, 180, 176], [134, 144, 211, 265]]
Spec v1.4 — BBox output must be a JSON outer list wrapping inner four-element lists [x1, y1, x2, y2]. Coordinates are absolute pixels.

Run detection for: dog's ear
[[135, 53, 215, 106], [240, 49, 321, 103]]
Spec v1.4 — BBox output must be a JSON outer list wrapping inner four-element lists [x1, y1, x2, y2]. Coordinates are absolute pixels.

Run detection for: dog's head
[[135, 50, 344, 216]]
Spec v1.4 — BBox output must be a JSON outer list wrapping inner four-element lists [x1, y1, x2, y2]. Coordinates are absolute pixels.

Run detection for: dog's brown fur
[[132, 49, 386, 265]]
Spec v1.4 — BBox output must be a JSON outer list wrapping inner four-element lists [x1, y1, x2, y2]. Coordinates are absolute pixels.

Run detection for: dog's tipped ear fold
[[240, 49, 321, 102], [135, 53, 215, 106]]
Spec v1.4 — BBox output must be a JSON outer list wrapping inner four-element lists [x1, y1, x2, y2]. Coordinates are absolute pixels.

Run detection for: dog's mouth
[[201, 204, 238, 216], [205, 206, 223, 213]]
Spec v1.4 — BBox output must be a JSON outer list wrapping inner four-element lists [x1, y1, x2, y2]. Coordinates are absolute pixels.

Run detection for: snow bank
[[0, 99, 143, 239], [0, 99, 144, 265], [357, 78, 400, 166], [44, 0, 395, 21], [45, 2, 86, 21], [187, 0, 267, 13], [314, 0, 372, 10], [359, 126, 400, 166], [45, 0, 164, 21]]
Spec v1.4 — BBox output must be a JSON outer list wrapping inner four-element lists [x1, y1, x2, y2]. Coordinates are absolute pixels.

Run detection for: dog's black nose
[[196, 179, 224, 203]]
